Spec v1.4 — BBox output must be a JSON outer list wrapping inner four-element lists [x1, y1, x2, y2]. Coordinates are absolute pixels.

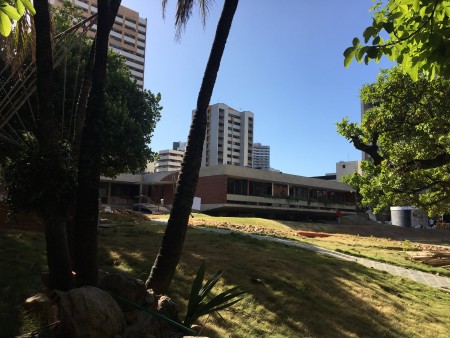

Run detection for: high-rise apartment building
[[154, 141, 186, 172], [252, 143, 270, 170], [198, 103, 254, 167], [51, 0, 147, 88]]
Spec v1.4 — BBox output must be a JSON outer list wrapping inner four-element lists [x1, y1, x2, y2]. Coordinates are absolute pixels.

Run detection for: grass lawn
[[1, 213, 450, 337], [168, 213, 450, 277]]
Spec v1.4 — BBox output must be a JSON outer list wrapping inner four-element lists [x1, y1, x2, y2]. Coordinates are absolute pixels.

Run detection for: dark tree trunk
[[74, 0, 121, 287], [34, 0, 73, 291], [146, 0, 239, 294]]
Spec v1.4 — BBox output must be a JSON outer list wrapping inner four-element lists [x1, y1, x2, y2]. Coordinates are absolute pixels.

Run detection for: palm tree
[[74, 0, 121, 287], [31, 0, 121, 289], [34, 0, 74, 291], [146, 0, 239, 294]]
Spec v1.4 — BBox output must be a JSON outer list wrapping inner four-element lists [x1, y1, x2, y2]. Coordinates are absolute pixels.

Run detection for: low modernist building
[[101, 165, 356, 220]]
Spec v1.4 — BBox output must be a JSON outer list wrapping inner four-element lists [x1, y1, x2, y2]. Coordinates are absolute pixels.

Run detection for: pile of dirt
[[101, 209, 151, 223], [407, 249, 450, 269]]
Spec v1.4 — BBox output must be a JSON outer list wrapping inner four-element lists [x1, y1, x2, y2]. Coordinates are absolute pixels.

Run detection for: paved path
[[195, 226, 450, 292]]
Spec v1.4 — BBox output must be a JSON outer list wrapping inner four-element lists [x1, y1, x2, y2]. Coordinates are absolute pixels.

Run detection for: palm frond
[[183, 262, 247, 327], [161, 0, 213, 40]]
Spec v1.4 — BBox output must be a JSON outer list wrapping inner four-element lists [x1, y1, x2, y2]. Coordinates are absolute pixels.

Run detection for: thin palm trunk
[[146, 0, 239, 294], [74, 0, 121, 287], [34, 0, 73, 291]]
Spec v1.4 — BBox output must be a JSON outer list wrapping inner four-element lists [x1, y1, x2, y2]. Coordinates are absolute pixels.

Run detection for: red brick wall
[[195, 175, 227, 204]]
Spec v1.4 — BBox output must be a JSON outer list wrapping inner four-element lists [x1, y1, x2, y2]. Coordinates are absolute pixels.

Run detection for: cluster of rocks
[[21, 272, 203, 338]]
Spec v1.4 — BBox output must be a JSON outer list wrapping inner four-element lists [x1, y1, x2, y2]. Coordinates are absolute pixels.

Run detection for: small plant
[[183, 262, 247, 328], [402, 240, 412, 251]]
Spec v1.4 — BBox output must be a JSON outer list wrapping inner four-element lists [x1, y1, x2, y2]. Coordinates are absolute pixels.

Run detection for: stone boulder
[[23, 292, 58, 324], [55, 286, 125, 338], [99, 272, 153, 323]]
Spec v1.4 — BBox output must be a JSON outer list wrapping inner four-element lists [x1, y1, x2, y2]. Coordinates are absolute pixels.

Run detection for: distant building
[[311, 173, 337, 181], [336, 161, 362, 181], [51, 0, 147, 88], [100, 165, 356, 220], [172, 141, 187, 152], [198, 103, 254, 168], [154, 142, 187, 173], [252, 143, 270, 170]]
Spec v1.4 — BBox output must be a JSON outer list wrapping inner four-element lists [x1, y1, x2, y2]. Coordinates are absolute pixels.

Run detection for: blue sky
[[122, 0, 393, 177]]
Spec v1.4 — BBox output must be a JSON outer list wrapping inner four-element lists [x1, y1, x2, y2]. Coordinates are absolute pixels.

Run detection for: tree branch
[[350, 134, 384, 165]]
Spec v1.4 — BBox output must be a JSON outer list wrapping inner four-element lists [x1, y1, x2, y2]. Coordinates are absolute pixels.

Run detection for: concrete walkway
[[195, 226, 450, 292]]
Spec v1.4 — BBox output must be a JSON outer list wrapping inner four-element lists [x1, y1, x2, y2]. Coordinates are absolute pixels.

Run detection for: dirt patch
[[407, 250, 450, 269]]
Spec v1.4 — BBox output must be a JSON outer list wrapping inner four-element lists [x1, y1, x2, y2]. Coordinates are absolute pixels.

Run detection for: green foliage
[[344, 0, 450, 79], [2, 135, 78, 214], [337, 67, 450, 215], [0, 0, 35, 37], [183, 262, 247, 328], [102, 52, 162, 177], [0, 3, 162, 213]]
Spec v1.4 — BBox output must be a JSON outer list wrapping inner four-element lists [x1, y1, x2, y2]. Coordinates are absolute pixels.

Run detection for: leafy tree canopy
[[344, 0, 450, 80], [337, 67, 450, 215], [1, 2, 162, 213]]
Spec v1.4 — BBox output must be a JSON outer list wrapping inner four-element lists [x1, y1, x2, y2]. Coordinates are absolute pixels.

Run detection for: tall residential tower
[[51, 0, 147, 88], [252, 143, 270, 170], [198, 103, 254, 167]]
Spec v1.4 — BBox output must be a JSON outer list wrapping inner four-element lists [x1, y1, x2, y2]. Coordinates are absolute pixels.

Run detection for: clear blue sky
[[122, 0, 393, 177]]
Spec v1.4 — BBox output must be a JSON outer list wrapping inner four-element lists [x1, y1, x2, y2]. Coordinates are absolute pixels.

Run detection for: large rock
[[23, 293, 58, 324], [55, 286, 125, 338], [99, 272, 152, 323], [123, 311, 162, 338]]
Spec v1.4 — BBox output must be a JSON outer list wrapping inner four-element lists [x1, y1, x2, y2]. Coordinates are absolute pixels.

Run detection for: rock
[[23, 292, 58, 324], [99, 272, 148, 313], [55, 286, 125, 338], [157, 295, 179, 321], [123, 311, 162, 338], [190, 324, 203, 333]]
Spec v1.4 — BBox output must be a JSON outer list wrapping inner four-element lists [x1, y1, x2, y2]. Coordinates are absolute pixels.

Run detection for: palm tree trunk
[[146, 0, 239, 295], [74, 0, 121, 287], [34, 0, 73, 291]]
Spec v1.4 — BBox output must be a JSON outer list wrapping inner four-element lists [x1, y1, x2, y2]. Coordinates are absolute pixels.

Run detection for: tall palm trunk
[[74, 0, 121, 287], [34, 0, 73, 291], [146, 0, 239, 295]]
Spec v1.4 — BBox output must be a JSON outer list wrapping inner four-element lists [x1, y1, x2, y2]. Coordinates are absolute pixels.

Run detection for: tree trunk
[[146, 0, 239, 295], [74, 0, 121, 287], [34, 0, 73, 291]]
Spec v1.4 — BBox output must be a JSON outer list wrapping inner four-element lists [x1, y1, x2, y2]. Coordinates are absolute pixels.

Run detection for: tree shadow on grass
[[96, 222, 450, 337], [175, 231, 450, 338]]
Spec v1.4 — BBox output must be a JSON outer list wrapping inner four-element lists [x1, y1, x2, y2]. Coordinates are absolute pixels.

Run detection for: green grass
[[2, 215, 450, 337], [179, 213, 450, 277]]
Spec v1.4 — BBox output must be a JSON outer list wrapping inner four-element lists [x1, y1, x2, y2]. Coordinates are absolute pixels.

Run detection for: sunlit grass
[[179, 213, 450, 276]]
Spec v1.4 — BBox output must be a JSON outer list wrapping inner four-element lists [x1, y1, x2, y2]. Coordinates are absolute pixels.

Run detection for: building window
[[249, 181, 272, 197], [227, 178, 248, 195]]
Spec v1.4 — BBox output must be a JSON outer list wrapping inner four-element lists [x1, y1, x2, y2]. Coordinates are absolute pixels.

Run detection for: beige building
[[51, 0, 146, 88], [154, 149, 185, 172], [336, 160, 362, 182], [152, 141, 186, 173], [252, 143, 270, 170], [198, 103, 254, 168]]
